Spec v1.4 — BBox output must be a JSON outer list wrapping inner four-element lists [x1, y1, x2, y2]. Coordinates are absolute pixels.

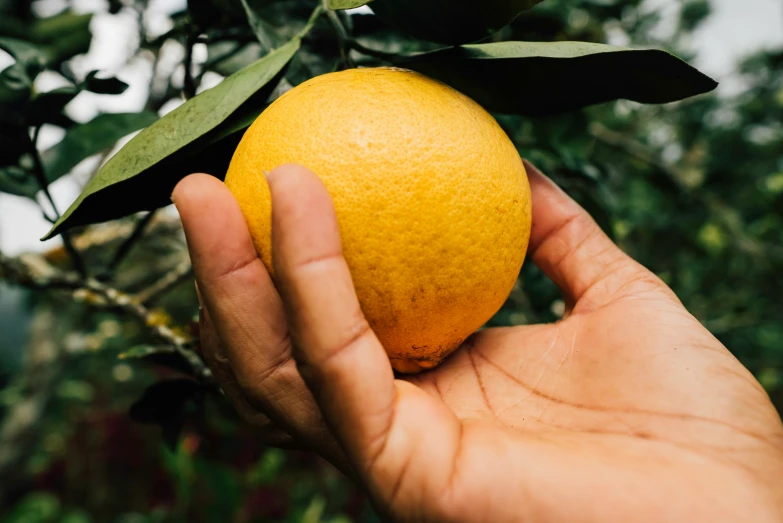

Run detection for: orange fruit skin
[[225, 67, 531, 373]]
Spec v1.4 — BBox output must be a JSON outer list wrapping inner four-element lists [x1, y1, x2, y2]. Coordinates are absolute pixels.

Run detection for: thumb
[[524, 160, 670, 313]]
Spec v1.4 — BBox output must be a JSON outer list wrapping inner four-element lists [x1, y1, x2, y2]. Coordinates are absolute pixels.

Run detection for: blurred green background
[[1, 0, 782, 521]]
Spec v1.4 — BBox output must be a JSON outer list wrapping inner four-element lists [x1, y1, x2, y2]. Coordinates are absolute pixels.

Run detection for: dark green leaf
[[31, 12, 93, 67], [82, 71, 129, 95], [119, 344, 166, 359], [24, 86, 80, 126], [370, 0, 546, 45], [328, 0, 372, 9], [0, 125, 30, 167], [0, 166, 37, 198], [240, 0, 282, 51], [129, 379, 204, 424], [0, 15, 28, 40], [188, 0, 224, 27], [188, 0, 244, 27], [30, 12, 92, 43], [44, 37, 302, 239], [680, 0, 711, 31], [206, 41, 264, 77], [1, 492, 62, 523], [401, 41, 718, 115], [0, 37, 47, 78], [119, 345, 195, 376], [47, 113, 76, 129], [41, 112, 158, 182], [44, 111, 77, 129], [0, 63, 33, 105], [0, 13, 93, 70]]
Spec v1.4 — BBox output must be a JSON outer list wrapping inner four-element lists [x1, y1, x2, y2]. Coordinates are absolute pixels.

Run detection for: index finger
[[172, 174, 312, 431]]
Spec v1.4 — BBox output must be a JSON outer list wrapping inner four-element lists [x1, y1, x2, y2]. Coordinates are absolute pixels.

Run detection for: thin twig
[[30, 127, 88, 278], [60, 232, 88, 278], [30, 126, 60, 220], [183, 28, 198, 99], [103, 210, 158, 279], [135, 258, 193, 305], [324, 1, 356, 68]]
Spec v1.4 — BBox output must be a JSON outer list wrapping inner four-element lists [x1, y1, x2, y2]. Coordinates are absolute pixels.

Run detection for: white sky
[[0, 0, 781, 255]]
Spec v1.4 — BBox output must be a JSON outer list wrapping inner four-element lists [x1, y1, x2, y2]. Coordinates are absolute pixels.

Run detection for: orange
[[225, 67, 531, 373]]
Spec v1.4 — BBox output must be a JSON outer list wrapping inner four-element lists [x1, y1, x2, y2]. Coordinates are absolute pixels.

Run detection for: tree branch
[[102, 210, 158, 279], [0, 251, 212, 384]]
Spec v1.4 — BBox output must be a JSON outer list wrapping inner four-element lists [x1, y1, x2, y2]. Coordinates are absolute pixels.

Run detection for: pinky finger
[[199, 304, 294, 446]]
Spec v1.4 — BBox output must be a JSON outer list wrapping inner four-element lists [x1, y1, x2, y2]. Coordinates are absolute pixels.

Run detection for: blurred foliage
[[0, 0, 781, 520]]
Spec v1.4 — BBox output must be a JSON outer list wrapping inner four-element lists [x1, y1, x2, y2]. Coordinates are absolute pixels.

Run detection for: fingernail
[[523, 158, 563, 190]]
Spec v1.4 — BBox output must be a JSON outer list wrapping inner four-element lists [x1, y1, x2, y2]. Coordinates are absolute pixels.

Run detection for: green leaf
[[32, 12, 93, 67], [0, 13, 92, 69], [240, 0, 283, 51], [45, 112, 78, 129], [24, 86, 80, 126], [401, 41, 718, 115], [0, 15, 28, 40], [44, 37, 302, 239], [118, 344, 165, 359], [82, 71, 129, 95], [1, 492, 61, 523], [0, 63, 33, 105], [129, 379, 204, 449], [30, 12, 92, 43], [59, 511, 92, 523], [188, 0, 238, 27], [328, 0, 372, 9], [0, 125, 30, 167], [370, 0, 546, 45], [42, 112, 158, 183], [129, 379, 204, 424], [206, 41, 264, 77], [0, 37, 47, 77], [119, 345, 194, 375], [0, 166, 37, 198]]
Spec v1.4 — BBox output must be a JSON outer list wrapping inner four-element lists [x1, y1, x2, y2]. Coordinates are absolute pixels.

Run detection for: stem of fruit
[[323, 2, 356, 69]]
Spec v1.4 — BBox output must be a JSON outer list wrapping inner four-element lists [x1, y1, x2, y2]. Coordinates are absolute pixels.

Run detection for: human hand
[[173, 162, 783, 522]]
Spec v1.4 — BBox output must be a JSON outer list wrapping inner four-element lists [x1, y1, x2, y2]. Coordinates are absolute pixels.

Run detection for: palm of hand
[[409, 293, 783, 521], [176, 163, 783, 522]]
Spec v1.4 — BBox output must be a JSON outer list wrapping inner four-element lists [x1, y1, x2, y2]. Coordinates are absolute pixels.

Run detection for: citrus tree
[[2, 0, 781, 520]]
